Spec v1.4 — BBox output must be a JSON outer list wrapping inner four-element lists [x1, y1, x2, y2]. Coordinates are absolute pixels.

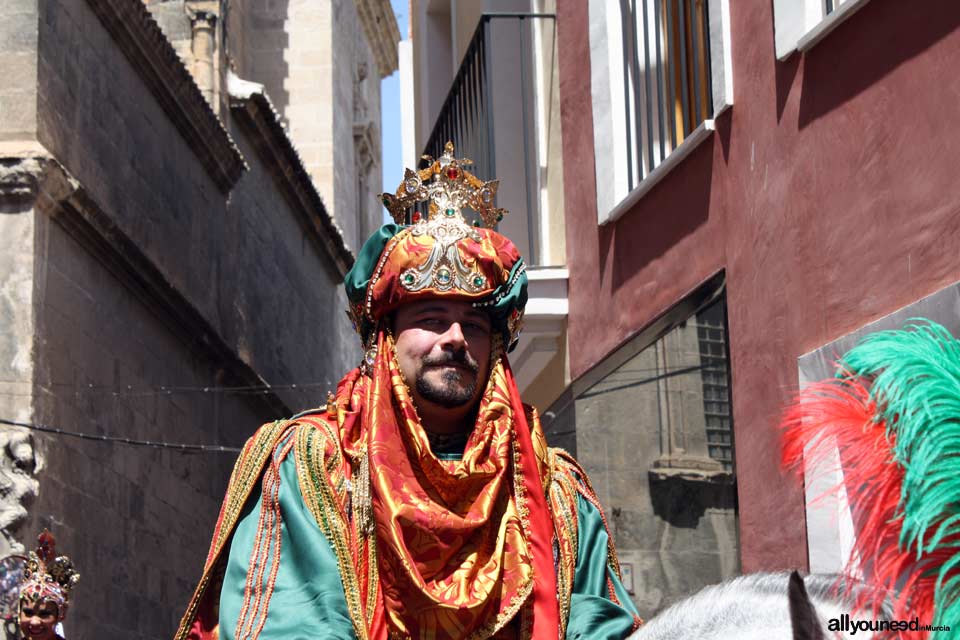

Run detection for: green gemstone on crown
[[445, 208, 456, 217], [473, 275, 485, 287], [436, 268, 452, 283]]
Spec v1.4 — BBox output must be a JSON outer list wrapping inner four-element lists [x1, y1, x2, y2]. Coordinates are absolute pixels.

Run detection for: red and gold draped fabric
[[332, 329, 558, 638], [175, 329, 563, 640]]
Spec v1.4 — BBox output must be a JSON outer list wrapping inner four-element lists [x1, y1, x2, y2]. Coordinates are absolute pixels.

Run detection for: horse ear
[[788, 571, 826, 640]]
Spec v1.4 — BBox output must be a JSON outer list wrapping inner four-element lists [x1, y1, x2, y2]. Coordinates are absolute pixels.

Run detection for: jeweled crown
[[380, 142, 507, 228], [19, 530, 80, 608]]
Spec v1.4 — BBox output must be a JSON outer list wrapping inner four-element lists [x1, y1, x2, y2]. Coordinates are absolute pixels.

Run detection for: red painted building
[[552, 0, 960, 615]]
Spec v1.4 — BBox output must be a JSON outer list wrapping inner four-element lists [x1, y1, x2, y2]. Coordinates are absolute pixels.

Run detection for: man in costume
[[16, 531, 80, 640], [175, 144, 642, 639]]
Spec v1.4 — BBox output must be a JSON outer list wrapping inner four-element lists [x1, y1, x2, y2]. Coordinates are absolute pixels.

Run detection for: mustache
[[421, 351, 480, 372]]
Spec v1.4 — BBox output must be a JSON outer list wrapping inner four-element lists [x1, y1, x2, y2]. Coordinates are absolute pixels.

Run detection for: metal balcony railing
[[419, 13, 555, 266], [824, 0, 851, 14]]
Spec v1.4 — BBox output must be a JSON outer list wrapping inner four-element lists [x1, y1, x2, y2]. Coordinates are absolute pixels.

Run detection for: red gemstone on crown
[[412, 211, 422, 223], [446, 166, 460, 180]]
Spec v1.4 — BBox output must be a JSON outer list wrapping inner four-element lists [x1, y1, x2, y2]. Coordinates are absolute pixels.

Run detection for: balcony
[[420, 12, 558, 267], [419, 12, 567, 403]]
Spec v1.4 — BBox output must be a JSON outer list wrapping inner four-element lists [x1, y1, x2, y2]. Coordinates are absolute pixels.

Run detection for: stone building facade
[[0, 0, 397, 637], [148, 0, 399, 251]]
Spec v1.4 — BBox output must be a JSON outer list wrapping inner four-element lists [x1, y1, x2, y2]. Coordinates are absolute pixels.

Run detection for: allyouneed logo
[[828, 614, 950, 635]]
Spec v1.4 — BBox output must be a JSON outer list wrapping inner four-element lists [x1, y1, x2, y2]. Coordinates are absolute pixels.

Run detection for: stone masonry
[[0, 0, 397, 637], [220, 0, 396, 251]]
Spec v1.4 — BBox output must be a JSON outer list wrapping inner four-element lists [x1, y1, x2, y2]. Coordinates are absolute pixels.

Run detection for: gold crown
[[380, 142, 507, 228]]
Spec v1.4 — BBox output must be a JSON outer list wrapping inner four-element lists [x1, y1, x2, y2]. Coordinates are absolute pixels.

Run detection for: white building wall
[[399, 38, 416, 169]]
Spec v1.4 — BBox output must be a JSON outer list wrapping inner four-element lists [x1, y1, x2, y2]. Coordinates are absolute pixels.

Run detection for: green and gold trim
[[174, 420, 295, 640]]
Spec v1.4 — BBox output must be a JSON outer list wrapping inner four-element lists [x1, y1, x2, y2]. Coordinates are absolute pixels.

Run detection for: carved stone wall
[[0, 157, 43, 559], [226, 0, 396, 252], [0, 155, 81, 558], [0, 0, 364, 637], [0, 430, 39, 557]]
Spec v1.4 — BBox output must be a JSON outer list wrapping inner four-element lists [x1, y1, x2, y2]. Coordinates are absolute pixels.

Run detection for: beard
[[415, 351, 481, 408]]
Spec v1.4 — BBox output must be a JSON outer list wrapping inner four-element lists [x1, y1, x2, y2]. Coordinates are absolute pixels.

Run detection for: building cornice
[[85, 0, 246, 192], [228, 74, 355, 278], [356, 0, 402, 78]]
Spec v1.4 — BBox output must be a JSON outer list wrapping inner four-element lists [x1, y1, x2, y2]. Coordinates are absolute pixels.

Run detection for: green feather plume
[[839, 319, 960, 631]]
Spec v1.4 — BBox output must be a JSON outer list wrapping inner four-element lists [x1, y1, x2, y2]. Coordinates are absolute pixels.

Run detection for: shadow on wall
[[599, 136, 715, 293], [648, 475, 738, 529], [797, 0, 960, 129], [244, 0, 291, 121], [775, 54, 801, 125], [541, 386, 577, 454]]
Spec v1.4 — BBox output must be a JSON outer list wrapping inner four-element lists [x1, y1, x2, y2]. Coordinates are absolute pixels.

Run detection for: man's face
[[393, 300, 492, 412], [19, 598, 60, 640]]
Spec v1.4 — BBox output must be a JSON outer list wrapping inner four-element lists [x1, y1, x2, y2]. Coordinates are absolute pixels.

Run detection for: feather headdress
[[782, 320, 960, 638]]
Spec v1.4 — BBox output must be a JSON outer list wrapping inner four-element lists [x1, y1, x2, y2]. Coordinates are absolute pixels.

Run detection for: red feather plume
[[782, 378, 937, 638]]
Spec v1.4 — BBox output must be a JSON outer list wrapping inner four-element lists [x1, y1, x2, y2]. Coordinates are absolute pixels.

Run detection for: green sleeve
[[565, 493, 640, 640], [218, 450, 357, 639]]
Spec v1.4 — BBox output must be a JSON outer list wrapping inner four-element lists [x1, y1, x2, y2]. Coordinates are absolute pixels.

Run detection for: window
[[589, 0, 733, 224], [773, 0, 871, 60], [541, 275, 739, 615], [697, 301, 733, 471]]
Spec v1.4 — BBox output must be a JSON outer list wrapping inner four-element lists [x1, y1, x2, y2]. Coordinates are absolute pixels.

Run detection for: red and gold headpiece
[[346, 142, 528, 352], [18, 530, 79, 615]]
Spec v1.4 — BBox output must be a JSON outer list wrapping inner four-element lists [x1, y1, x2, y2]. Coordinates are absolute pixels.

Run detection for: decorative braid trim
[[547, 448, 582, 638], [364, 535, 380, 626], [472, 260, 526, 308], [364, 230, 409, 321], [551, 449, 625, 581], [234, 437, 296, 640], [174, 421, 293, 640], [294, 420, 371, 640]]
